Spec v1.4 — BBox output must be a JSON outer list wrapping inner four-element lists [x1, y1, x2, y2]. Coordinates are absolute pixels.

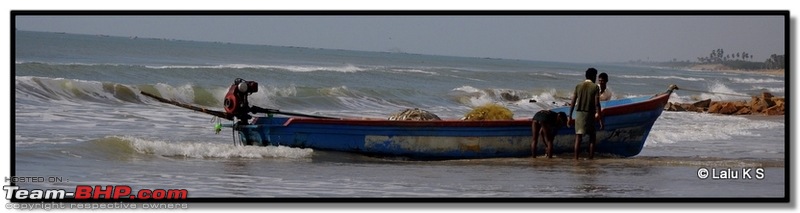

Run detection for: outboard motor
[[223, 78, 259, 123]]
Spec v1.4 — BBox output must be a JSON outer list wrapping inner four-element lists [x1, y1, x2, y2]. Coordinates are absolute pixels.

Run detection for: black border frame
[[9, 10, 790, 203]]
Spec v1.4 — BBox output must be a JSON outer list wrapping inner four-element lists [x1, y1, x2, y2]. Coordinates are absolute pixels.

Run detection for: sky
[[13, 14, 785, 63]]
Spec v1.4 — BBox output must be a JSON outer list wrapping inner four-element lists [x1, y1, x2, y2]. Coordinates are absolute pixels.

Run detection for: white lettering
[[742, 168, 752, 179], [3, 185, 18, 199], [756, 168, 765, 179]]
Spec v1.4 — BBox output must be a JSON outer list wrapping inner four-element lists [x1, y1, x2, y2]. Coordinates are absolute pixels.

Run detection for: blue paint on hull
[[233, 91, 672, 159]]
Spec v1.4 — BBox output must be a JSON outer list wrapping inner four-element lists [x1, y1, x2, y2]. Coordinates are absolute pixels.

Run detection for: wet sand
[[689, 64, 784, 77]]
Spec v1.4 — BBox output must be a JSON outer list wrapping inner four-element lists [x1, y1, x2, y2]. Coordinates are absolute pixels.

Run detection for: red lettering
[[93, 185, 113, 199], [138, 189, 151, 199], [168, 189, 188, 199], [73, 185, 188, 200], [74, 185, 92, 199], [113, 185, 131, 199], [151, 189, 165, 199]]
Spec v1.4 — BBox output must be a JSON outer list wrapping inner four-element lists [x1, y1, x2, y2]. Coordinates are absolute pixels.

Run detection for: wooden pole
[[140, 91, 233, 120]]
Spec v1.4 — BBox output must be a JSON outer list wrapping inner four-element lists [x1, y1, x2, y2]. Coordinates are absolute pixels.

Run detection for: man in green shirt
[[567, 68, 604, 160]]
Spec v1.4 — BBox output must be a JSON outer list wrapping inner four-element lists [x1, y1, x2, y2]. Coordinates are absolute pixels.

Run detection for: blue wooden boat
[[223, 86, 676, 159]]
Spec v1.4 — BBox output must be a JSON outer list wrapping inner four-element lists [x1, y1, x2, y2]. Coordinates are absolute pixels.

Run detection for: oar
[[140, 91, 340, 120], [250, 106, 340, 120], [140, 91, 234, 120]]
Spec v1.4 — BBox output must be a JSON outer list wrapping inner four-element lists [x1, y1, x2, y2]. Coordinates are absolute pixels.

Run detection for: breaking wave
[[617, 74, 705, 82], [146, 63, 367, 73], [728, 77, 784, 84], [15, 76, 432, 117], [89, 136, 313, 159], [15, 76, 227, 107]]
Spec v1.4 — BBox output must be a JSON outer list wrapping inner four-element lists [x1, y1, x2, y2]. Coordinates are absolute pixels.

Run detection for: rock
[[772, 97, 784, 107], [667, 102, 685, 111], [500, 92, 520, 102], [708, 102, 722, 114], [679, 103, 700, 112], [734, 107, 752, 115], [718, 102, 738, 115], [764, 98, 776, 108], [761, 92, 774, 100], [764, 105, 784, 115], [748, 96, 762, 112], [692, 99, 712, 109], [668, 94, 784, 116], [748, 95, 774, 113], [734, 101, 747, 110], [388, 108, 442, 121]]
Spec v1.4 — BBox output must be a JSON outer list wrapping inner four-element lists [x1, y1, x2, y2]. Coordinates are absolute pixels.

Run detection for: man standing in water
[[567, 68, 603, 160], [598, 72, 613, 101]]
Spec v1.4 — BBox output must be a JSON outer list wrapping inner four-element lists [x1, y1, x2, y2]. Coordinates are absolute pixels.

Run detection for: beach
[[14, 31, 786, 198], [689, 64, 784, 77]]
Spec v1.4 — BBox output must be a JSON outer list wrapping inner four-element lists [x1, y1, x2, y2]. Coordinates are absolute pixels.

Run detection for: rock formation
[[665, 92, 784, 115]]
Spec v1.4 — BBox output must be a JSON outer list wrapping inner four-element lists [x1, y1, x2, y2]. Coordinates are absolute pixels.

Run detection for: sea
[[13, 31, 786, 199]]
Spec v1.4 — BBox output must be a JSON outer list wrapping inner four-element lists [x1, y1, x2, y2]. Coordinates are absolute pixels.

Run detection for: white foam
[[646, 112, 784, 146], [618, 74, 705, 82], [336, 95, 408, 113], [701, 81, 749, 100], [527, 88, 563, 110], [145, 63, 366, 73], [729, 77, 784, 84], [122, 136, 313, 159], [751, 86, 785, 93], [452, 85, 481, 94], [390, 68, 439, 75], [451, 86, 493, 107], [246, 84, 296, 107], [672, 81, 749, 102]]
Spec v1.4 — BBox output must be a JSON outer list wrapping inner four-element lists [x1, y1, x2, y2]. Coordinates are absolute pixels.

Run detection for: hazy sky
[[14, 14, 785, 63]]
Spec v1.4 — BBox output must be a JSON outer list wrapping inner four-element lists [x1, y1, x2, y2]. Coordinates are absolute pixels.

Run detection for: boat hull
[[235, 92, 671, 159]]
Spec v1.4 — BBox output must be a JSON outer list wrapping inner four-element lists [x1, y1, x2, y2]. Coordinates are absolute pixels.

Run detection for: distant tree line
[[696, 48, 754, 63], [697, 48, 784, 70], [764, 54, 785, 69]]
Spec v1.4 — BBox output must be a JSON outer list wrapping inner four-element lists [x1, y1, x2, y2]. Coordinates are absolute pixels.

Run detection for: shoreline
[[688, 64, 784, 77]]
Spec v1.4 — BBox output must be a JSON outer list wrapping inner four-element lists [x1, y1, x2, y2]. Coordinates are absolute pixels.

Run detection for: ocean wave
[[15, 76, 228, 107], [15, 76, 143, 104], [93, 136, 313, 159], [449, 86, 567, 110], [751, 86, 785, 93], [729, 77, 784, 84], [388, 68, 439, 75], [669, 81, 749, 102], [146, 63, 366, 73], [15, 61, 126, 67], [617, 74, 705, 82], [646, 112, 784, 145], [15, 76, 432, 116], [16, 61, 368, 73]]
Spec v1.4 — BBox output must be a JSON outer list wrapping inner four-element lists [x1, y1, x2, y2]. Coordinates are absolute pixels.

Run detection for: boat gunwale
[[266, 91, 672, 128]]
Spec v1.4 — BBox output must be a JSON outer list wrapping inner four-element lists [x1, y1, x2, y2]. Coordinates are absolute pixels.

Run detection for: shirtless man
[[531, 110, 568, 158]]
